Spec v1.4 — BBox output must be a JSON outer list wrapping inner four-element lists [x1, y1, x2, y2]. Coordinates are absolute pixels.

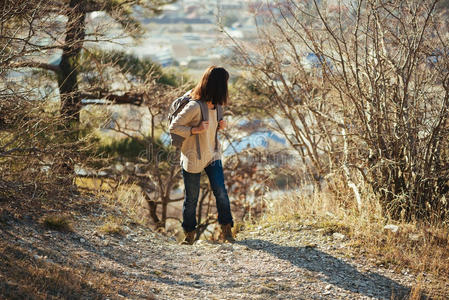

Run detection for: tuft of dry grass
[[97, 216, 124, 235], [75, 177, 117, 192], [76, 177, 150, 228], [78, 180, 148, 226], [233, 221, 246, 236], [408, 274, 425, 300], [112, 184, 147, 224], [41, 214, 73, 232]]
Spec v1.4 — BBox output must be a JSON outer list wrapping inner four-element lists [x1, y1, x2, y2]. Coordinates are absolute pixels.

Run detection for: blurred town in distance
[[113, 0, 354, 78], [130, 0, 258, 79]]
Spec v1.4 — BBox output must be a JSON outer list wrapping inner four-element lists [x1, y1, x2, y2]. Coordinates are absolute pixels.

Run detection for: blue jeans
[[181, 160, 234, 232]]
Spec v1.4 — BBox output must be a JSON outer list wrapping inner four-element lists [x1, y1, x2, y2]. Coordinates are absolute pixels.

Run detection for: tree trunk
[[160, 197, 168, 229], [58, 0, 86, 121]]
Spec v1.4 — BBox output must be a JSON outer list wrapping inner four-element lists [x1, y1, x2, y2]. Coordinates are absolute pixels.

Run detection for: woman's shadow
[[238, 239, 417, 299]]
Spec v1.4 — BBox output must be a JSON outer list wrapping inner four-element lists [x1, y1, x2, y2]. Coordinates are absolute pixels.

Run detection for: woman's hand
[[218, 119, 227, 130], [192, 121, 209, 134]]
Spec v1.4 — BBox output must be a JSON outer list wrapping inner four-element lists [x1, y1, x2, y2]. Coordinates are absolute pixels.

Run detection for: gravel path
[[0, 205, 444, 299]]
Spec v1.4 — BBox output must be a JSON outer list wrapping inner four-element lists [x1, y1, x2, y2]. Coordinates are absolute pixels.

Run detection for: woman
[[169, 66, 234, 245]]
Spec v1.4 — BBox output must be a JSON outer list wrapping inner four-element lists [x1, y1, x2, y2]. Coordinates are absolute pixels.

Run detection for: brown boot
[[181, 230, 196, 245], [220, 224, 235, 243]]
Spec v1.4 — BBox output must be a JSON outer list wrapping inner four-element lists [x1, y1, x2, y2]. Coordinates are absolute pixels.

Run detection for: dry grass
[[41, 215, 73, 232], [97, 216, 124, 235], [258, 183, 449, 297], [408, 274, 425, 300], [75, 177, 117, 192], [76, 178, 148, 226], [0, 243, 109, 299], [112, 184, 148, 224]]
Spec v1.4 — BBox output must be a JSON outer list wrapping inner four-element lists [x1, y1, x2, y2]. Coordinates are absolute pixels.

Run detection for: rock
[[80, 238, 86, 243], [383, 224, 399, 233], [125, 162, 135, 172], [332, 233, 346, 240], [217, 244, 233, 252], [255, 286, 276, 295], [408, 233, 421, 241], [326, 211, 336, 218], [115, 163, 125, 173], [325, 284, 332, 290]]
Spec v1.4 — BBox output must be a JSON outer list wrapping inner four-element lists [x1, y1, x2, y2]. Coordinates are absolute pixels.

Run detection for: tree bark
[[58, 0, 86, 121]]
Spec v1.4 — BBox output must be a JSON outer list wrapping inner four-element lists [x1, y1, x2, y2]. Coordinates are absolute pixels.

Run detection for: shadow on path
[[239, 239, 415, 299]]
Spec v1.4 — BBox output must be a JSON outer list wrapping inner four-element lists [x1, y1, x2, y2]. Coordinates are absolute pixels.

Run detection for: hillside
[[1, 196, 447, 300]]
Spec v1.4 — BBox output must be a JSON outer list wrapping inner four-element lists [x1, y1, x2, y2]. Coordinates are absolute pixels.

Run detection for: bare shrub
[[0, 94, 90, 202], [227, 0, 449, 222], [0, 0, 173, 203]]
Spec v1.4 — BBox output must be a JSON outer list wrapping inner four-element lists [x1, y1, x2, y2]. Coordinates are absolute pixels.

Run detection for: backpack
[[168, 90, 223, 159]]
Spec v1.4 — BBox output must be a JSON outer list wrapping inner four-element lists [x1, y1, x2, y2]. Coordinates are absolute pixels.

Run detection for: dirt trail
[[0, 201, 445, 299]]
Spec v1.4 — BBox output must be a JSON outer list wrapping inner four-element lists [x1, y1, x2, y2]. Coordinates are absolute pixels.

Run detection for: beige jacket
[[169, 100, 222, 173]]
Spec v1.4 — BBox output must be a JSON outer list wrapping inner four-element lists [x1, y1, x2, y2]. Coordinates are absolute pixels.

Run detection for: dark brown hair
[[190, 66, 229, 105]]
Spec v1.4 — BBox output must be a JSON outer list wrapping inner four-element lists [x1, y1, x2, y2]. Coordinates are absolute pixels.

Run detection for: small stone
[[325, 284, 332, 290], [332, 233, 346, 240], [115, 163, 125, 173], [217, 244, 233, 252], [408, 233, 421, 241], [383, 224, 399, 233], [326, 211, 336, 218], [125, 162, 135, 172], [80, 238, 86, 243]]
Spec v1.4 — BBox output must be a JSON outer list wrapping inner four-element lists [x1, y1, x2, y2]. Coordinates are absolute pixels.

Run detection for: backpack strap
[[192, 101, 222, 159], [194, 100, 209, 160], [216, 105, 223, 121], [215, 105, 223, 151], [198, 100, 209, 122]]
